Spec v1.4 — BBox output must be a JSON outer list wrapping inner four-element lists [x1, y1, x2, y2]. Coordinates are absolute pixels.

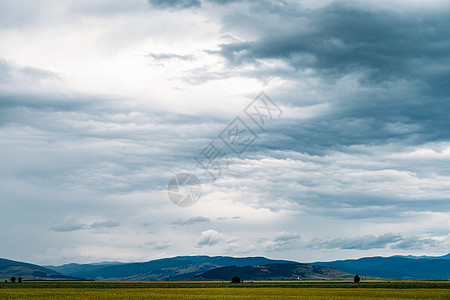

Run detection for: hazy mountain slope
[[312, 254, 450, 279], [45, 263, 118, 278], [0, 258, 76, 280]]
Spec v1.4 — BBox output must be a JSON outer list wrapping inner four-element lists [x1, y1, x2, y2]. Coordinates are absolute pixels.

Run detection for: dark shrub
[[231, 276, 241, 283], [354, 275, 361, 283]]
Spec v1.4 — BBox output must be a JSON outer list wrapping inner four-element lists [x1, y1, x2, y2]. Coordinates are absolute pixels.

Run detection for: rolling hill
[[192, 263, 356, 281], [0, 258, 79, 280]]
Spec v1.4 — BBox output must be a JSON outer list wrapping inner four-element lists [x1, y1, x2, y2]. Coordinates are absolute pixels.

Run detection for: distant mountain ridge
[[390, 253, 450, 260], [193, 263, 355, 281], [3, 253, 449, 281], [312, 253, 450, 280]]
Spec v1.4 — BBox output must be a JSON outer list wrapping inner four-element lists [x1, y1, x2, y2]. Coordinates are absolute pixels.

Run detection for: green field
[[1, 281, 449, 299]]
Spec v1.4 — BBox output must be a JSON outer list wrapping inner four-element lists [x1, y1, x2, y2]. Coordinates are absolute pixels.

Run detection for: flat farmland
[[0, 281, 449, 299]]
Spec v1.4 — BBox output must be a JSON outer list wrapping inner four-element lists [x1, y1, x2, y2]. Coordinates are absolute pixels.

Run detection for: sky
[[0, 0, 449, 266]]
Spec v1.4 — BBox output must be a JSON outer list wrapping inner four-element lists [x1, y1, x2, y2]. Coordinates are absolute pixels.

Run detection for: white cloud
[[196, 229, 223, 247]]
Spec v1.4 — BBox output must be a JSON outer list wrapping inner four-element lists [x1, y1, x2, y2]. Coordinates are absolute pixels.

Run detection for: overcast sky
[[1, 0, 449, 265]]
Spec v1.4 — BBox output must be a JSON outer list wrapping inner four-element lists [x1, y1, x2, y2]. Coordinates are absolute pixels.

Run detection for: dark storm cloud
[[211, 1, 450, 154], [216, 2, 450, 85]]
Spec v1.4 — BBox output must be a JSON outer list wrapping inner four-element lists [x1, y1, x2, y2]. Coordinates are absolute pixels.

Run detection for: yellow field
[[1, 281, 449, 299], [0, 287, 449, 299]]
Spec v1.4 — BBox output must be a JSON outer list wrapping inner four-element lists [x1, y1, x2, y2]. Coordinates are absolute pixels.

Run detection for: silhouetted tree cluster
[[353, 274, 361, 283], [6, 276, 24, 283], [231, 276, 241, 283]]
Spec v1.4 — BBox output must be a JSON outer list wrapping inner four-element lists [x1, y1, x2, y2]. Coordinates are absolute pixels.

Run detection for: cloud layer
[[0, 0, 449, 265]]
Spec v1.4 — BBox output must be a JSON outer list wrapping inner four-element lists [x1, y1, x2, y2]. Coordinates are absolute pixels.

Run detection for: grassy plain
[[0, 281, 448, 299]]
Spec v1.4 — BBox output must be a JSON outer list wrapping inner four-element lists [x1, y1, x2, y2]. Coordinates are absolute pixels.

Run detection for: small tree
[[231, 276, 241, 283], [18, 277, 22, 283], [10, 277, 16, 283], [353, 274, 361, 283]]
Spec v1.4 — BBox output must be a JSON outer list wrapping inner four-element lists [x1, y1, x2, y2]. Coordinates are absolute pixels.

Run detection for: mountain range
[[312, 253, 450, 280], [1, 253, 449, 281], [47, 256, 298, 281]]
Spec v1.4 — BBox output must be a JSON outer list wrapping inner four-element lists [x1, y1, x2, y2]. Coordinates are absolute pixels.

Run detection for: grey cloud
[[49, 220, 120, 232], [217, 216, 241, 221], [308, 234, 402, 250], [0, 59, 13, 82], [144, 240, 174, 250], [260, 232, 301, 252], [171, 216, 209, 225], [206, 0, 243, 5], [49, 222, 85, 232], [0, 60, 97, 115], [0, 58, 223, 195], [147, 53, 194, 61], [393, 237, 441, 250], [68, 1, 149, 16], [306, 234, 445, 250], [212, 146, 450, 220], [0, 59, 59, 85], [2, 0, 450, 264], [89, 221, 120, 229], [147, 0, 243, 10], [147, 0, 201, 9], [0, 1, 42, 28]]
